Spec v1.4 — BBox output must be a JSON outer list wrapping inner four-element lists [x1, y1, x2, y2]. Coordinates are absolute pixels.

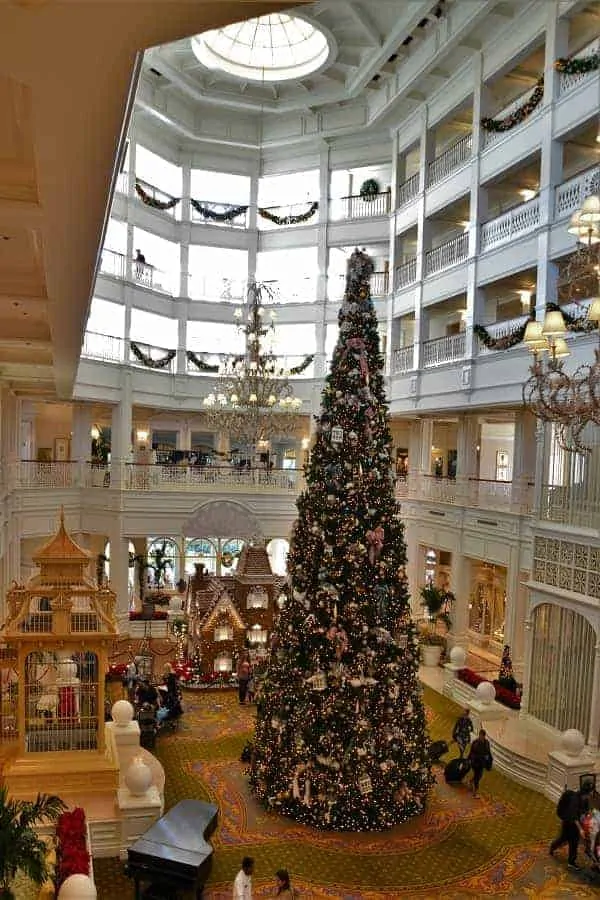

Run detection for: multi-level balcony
[[395, 473, 533, 516]]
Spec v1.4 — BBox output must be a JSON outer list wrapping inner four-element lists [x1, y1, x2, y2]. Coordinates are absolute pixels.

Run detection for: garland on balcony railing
[[131, 341, 177, 370], [545, 302, 597, 333], [186, 350, 220, 372], [135, 181, 181, 211], [555, 52, 600, 75], [481, 76, 544, 133], [473, 319, 531, 350], [258, 201, 319, 225], [359, 178, 380, 201], [190, 198, 249, 222], [288, 354, 315, 375]]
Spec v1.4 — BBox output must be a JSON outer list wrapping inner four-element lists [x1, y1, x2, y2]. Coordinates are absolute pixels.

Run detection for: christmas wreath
[[186, 350, 220, 373], [258, 201, 318, 226], [481, 77, 544, 133], [135, 181, 180, 211], [359, 178, 380, 201], [288, 354, 315, 375], [190, 198, 249, 222], [555, 52, 600, 76], [131, 341, 177, 370]]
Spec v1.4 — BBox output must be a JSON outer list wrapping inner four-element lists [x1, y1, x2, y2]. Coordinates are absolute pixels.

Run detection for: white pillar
[[111, 373, 133, 489], [511, 409, 537, 512], [586, 642, 600, 749], [449, 553, 471, 649], [110, 533, 131, 626]]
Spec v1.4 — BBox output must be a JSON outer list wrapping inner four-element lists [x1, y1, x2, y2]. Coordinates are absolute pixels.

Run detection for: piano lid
[[128, 799, 218, 870]]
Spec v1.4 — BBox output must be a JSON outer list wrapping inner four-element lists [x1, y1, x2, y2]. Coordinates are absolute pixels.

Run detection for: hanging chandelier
[[523, 193, 600, 452], [202, 281, 308, 448]]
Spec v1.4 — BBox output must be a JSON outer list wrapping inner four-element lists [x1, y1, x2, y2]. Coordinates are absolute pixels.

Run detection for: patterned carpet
[[94, 687, 599, 899]]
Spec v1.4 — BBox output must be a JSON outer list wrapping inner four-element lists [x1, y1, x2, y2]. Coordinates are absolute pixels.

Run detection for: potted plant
[[0, 786, 65, 899], [418, 584, 454, 666]]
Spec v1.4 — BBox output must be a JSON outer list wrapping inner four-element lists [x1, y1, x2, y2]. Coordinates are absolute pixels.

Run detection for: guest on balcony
[[134, 248, 146, 279]]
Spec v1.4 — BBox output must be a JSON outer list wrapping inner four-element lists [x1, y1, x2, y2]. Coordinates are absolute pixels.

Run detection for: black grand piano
[[127, 799, 218, 899]]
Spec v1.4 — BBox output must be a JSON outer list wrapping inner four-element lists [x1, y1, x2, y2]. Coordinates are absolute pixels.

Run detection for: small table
[[127, 799, 218, 899]]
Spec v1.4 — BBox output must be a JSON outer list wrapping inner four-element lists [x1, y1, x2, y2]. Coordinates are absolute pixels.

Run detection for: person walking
[[468, 728, 492, 798], [275, 868, 296, 899], [452, 708, 474, 758], [237, 653, 252, 705], [550, 785, 590, 870], [233, 856, 254, 899]]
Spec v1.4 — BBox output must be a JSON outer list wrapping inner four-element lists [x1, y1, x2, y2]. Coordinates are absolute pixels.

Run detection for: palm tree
[[0, 787, 66, 899], [419, 583, 455, 633]]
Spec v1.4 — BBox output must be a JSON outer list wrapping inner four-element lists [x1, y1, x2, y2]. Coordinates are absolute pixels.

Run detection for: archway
[[183, 500, 263, 541]]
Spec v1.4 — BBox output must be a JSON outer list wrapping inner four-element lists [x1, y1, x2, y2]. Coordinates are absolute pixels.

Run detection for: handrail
[[427, 134, 472, 187], [191, 198, 248, 228], [135, 177, 179, 216], [397, 173, 420, 208], [480, 197, 540, 252], [424, 233, 468, 276], [394, 257, 418, 290], [555, 164, 600, 221], [483, 82, 543, 147], [559, 37, 600, 94]]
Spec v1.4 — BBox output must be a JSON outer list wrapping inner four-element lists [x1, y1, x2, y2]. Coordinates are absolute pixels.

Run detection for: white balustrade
[[427, 134, 472, 187], [100, 249, 126, 279], [424, 233, 468, 276], [477, 314, 530, 354], [555, 165, 600, 221], [397, 173, 420, 208], [82, 331, 125, 363], [422, 333, 466, 367], [393, 346, 414, 373], [540, 482, 600, 531], [135, 178, 179, 217], [258, 200, 319, 230], [191, 199, 248, 228], [394, 258, 417, 290], [420, 475, 457, 504], [483, 84, 543, 148], [473, 478, 512, 508], [123, 464, 304, 493], [16, 461, 76, 489], [116, 172, 129, 195], [129, 340, 177, 374], [187, 275, 247, 302], [333, 191, 391, 220], [480, 197, 540, 252], [559, 39, 600, 95], [133, 261, 175, 295], [260, 278, 316, 304]]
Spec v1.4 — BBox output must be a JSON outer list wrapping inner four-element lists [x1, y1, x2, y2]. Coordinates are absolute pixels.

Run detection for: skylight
[[191, 13, 331, 83]]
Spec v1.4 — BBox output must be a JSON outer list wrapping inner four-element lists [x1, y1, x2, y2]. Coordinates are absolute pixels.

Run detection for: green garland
[[481, 77, 544, 133], [190, 199, 249, 222], [186, 350, 219, 373], [288, 354, 315, 375], [258, 201, 318, 226], [359, 178, 380, 202], [135, 181, 180, 211], [473, 320, 531, 350], [131, 341, 176, 370], [545, 302, 597, 333], [555, 52, 600, 76]]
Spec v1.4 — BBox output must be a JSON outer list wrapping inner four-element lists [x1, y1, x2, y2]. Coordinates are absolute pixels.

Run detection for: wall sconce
[[90, 426, 100, 440], [136, 429, 149, 444]]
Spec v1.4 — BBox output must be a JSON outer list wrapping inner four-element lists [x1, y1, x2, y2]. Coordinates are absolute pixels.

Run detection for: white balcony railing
[[331, 191, 391, 220], [135, 178, 179, 218], [422, 332, 465, 367], [81, 332, 125, 363], [257, 200, 319, 230], [393, 345, 414, 374], [331, 271, 389, 300], [480, 197, 540, 252], [133, 261, 175, 295], [555, 165, 600, 221], [420, 474, 457, 504], [191, 199, 248, 228], [424, 233, 468, 276], [397, 173, 420, 209], [123, 464, 304, 493], [472, 477, 512, 508], [483, 83, 543, 148], [116, 172, 129, 195], [427, 134, 472, 187], [187, 275, 247, 302], [394, 475, 533, 513], [394, 258, 418, 290], [540, 482, 600, 531], [100, 249, 126, 279], [129, 340, 177, 374], [559, 38, 600, 95], [476, 314, 530, 354], [16, 461, 77, 489], [258, 278, 317, 304]]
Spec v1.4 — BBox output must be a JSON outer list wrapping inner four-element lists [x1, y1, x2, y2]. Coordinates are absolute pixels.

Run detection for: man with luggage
[[452, 708, 474, 758], [550, 783, 592, 870]]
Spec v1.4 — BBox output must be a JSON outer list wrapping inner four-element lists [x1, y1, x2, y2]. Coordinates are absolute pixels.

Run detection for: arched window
[[528, 603, 595, 738], [221, 538, 244, 573], [147, 537, 180, 586], [185, 538, 217, 575]]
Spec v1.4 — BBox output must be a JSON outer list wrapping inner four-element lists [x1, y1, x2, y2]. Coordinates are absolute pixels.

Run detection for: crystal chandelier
[[202, 281, 307, 448], [523, 193, 600, 451]]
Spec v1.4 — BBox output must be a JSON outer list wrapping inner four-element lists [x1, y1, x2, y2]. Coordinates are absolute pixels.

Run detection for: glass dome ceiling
[[191, 13, 331, 83]]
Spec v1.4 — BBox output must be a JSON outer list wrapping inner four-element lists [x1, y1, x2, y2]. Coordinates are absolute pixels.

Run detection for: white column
[[404, 522, 422, 618], [519, 614, 534, 719], [456, 414, 479, 505], [418, 419, 433, 475], [449, 553, 471, 649], [247, 165, 259, 281], [110, 533, 132, 626], [111, 373, 132, 489], [511, 409, 536, 512], [177, 303, 187, 376], [587, 643, 600, 749], [72, 404, 93, 462], [465, 53, 489, 361]]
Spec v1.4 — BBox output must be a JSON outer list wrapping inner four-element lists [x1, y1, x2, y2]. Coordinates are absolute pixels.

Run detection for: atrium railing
[[394, 257, 418, 290], [480, 197, 540, 252], [122, 464, 304, 493], [135, 178, 179, 218], [129, 340, 177, 374], [555, 164, 600, 221], [257, 200, 319, 229], [420, 474, 458, 504], [332, 191, 391, 220], [100, 249, 126, 279], [82, 332, 125, 363], [559, 38, 600, 95], [540, 478, 600, 531], [427, 134, 472, 187], [191, 199, 248, 228], [393, 346, 414, 374], [397, 173, 420, 208], [422, 332, 465, 367], [483, 83, 543, 148], [329, 270, 389, 301], [185, 353, 315, 378], [98, 250, 175, 295], [476, 314, 530, 353], [187, 275, 247, 302], [260, 278, 316, 304], [424, 233, 468, 276], [394, 473, 534, 513]]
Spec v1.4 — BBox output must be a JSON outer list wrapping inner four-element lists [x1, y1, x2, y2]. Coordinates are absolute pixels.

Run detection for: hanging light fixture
[[202, 281, 309, 450], [522, 193, 600, 452]]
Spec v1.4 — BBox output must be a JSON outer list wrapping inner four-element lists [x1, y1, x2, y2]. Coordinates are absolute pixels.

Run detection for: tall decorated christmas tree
[[249, 249, 433, 831]]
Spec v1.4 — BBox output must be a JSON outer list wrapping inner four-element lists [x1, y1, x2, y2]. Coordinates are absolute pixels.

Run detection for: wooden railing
[[424, 233, 468, 276], [427, 134, 472, 187]]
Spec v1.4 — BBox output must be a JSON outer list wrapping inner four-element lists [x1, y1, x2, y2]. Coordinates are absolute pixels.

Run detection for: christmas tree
[[249, 249, 433, 831]]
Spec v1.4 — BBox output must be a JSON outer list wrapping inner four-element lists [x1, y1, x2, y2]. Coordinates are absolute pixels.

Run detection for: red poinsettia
[[56, 808, 90, 888]]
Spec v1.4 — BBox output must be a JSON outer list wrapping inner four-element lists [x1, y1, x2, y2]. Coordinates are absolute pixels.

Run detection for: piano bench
[[141, 882, 183, 899]]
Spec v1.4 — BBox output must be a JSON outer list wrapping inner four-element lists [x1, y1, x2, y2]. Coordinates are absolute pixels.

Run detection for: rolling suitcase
[[444, 756, 471, 784]]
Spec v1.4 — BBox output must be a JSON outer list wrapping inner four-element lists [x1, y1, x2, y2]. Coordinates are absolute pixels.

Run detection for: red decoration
[[366, 526, 384, 565], [457, 667, 521, 710], [56, 807, 90, 888]]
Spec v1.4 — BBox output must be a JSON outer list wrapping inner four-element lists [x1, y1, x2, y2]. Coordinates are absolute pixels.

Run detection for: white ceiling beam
[[344, 1, 382, 47]]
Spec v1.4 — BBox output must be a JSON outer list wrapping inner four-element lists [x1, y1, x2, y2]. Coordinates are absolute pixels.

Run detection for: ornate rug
[[93, 687, 599, 898]]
